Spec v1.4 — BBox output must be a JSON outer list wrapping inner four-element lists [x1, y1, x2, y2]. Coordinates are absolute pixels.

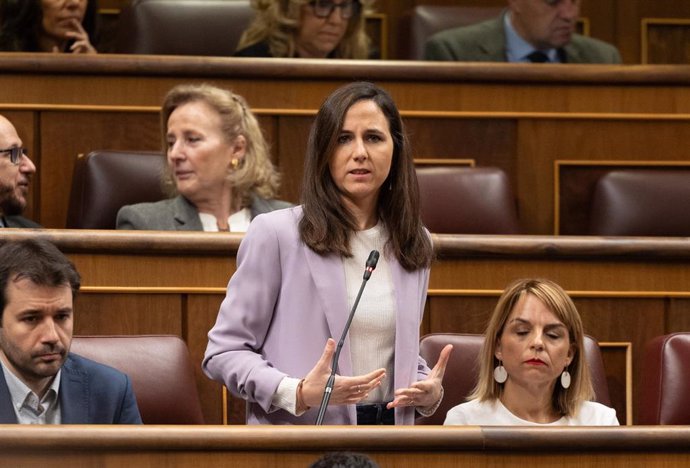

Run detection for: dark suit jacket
[[2, 215, 41, 228], [424, 15, 621, 64], [234, 41, 273, 57], [233, 40, 340, 58], [0, 353, 142, 424], [116, 194, 293, 231]]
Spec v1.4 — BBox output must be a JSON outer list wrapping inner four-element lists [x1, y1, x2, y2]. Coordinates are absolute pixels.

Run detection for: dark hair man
[[0, 238, 141, 423]]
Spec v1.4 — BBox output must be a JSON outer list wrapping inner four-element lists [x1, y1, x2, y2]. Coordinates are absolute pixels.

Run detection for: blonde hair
[[160, 83, 280, 207], [237, 0, 374, 58], [470, 278, 594, 417]]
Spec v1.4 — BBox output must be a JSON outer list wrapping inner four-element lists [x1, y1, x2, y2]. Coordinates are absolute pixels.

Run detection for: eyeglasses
[[0, 147, 28, 165], [309, 0, 360, 19]]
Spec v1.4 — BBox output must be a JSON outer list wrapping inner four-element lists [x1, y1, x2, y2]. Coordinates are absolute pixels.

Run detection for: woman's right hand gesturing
[[298, 338, 386, 410]]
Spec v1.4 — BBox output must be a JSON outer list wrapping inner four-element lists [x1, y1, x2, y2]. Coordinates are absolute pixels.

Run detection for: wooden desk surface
[[4, 55, 690, 233], [1, 425, 689, 467], [1, 230, 688, 425]]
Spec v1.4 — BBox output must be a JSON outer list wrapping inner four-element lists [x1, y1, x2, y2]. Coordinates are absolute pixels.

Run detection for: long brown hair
[[299, 81, 432, 271]]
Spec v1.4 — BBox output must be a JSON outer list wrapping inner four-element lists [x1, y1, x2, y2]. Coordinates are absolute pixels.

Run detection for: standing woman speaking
[[203, 82, 451, 425]]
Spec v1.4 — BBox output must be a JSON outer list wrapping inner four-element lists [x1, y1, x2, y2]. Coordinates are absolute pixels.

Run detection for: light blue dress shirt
[[504, 11, 560, 63]]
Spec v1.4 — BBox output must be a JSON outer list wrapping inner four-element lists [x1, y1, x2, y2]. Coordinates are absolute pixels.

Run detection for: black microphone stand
[[315, 250, 378, 425]]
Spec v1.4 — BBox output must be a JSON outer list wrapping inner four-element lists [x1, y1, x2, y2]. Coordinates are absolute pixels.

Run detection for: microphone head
[[363, 250, 379, 280], [366, 250, 380, 269]]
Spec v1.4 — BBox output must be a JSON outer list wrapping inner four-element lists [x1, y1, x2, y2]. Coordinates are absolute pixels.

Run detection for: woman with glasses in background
[[234, 0, 374, 59]]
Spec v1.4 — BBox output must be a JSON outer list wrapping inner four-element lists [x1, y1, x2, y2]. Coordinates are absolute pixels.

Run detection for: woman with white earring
[[444, 278, 618, 426], [117, 83, 291, 231]]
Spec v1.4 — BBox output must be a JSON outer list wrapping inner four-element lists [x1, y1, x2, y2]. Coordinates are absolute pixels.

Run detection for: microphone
[[315, 250, 379, 425]]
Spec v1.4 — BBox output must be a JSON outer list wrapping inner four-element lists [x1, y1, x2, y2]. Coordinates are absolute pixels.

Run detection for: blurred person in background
[[0, 114, 39, 228], [235, 0, 374, 59], [425, 0, 620, 63], [0, 0, 98, 53]]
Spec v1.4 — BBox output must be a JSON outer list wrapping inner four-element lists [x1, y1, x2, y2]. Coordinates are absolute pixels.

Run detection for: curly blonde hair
[[237, 0, 374, 58], [160, 83, 280, 208]]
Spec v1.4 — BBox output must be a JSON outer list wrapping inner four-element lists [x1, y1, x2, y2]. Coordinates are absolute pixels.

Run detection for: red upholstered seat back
[[113, 0, 254, 56], [638, 333, 690, 424], [66, 150, 167, 229], [399, 6, 502, 60], [589, 170, 690, 236], [71, 335, 205, 424], [416, 166, 520, 234]]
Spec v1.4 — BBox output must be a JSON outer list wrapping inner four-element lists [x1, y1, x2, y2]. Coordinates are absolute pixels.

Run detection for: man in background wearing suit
[[0, 114, 40, 228], [0, 239, 142, 424], [424, 0, 621, 64]]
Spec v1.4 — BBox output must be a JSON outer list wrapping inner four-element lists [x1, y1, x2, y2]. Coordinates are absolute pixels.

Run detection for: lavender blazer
[[202, 206, 431, 425]]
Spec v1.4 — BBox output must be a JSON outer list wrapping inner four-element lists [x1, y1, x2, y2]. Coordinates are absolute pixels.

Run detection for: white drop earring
[[561, 368, 571, 389], [494, 361, 508, 383]]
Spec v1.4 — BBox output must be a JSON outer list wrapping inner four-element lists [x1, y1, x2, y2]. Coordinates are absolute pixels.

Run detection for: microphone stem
[[315, 276, 369, 425]]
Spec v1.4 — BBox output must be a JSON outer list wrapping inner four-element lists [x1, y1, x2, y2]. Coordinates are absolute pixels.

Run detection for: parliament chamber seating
[[70, 335, 205, 424], [399, 5, 502, 60], [66, 150, 167, 229], [416, 166, 520, 234], [588, 170, 690, 236], [416, 333, 611, 425], [113, 0, 254, 55], [637, 333, 690, 425]]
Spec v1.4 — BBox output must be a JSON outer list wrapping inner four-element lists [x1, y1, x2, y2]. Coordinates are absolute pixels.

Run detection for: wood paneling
[[40, 111, 160, 228], [4, 426, 690, 467], [556, 162, 690, 235], [98, 1, 690, 63], [643, 19, 690, 64], [619, 1, 690, 65], [599, 343, 632, 425], [187, 294, 227, 425], [275, 116, 311, 205], [3, 230, 690, 424], [5, 57, 690, 231], [74, 293, 182, 335]]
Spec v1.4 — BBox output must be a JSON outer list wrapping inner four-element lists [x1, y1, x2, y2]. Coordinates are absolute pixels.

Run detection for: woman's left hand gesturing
[[387, 344, 453, 409]]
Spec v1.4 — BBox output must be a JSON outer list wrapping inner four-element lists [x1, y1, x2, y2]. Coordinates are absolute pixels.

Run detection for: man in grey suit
[[0, 239, 142, 424], [0, 115, 40, 228], [425, 0, 621, 64]]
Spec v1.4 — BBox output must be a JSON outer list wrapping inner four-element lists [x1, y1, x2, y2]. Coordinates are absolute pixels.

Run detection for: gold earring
[[231, 158, 240, 170]]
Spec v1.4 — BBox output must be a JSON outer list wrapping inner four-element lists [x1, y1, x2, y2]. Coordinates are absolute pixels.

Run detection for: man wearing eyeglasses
[[0, 115, 39, 228], [424, 0, 620, 64]]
